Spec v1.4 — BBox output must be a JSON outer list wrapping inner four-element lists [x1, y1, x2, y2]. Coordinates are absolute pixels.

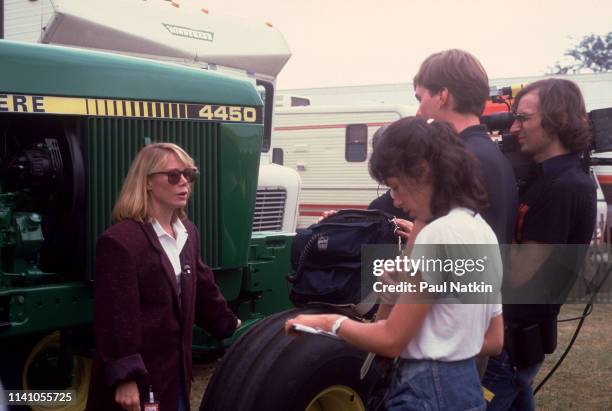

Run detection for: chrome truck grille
[[252, 187, 286, 231]]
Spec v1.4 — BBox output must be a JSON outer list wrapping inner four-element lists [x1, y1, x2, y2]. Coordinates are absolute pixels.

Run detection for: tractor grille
[[86, 117, 221, 273], [252, 187, 286, 232]]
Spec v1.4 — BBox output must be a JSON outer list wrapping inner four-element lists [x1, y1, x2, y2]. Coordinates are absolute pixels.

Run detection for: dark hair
[[413, 49, 489, 116], [513, 78, 591, 153], [372, 124, 389, 148], [369, 116, 488, 217]]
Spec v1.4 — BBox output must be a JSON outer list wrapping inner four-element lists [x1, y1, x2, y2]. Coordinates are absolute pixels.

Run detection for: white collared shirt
[[152, 218, 188, 290]]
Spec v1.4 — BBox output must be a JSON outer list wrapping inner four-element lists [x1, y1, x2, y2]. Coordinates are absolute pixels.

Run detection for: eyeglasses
[[149, 168, 199, 185], [512, 112, 538, 127]]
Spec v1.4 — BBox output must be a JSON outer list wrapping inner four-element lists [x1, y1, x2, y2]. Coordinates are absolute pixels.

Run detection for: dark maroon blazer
[[86, 219, 238, 411]]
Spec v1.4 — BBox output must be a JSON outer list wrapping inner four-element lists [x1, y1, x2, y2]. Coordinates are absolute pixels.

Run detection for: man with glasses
[[482, 78, 596, 410]]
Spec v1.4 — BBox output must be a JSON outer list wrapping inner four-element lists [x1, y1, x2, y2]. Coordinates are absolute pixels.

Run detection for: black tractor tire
[[200, 307, 378, 411]]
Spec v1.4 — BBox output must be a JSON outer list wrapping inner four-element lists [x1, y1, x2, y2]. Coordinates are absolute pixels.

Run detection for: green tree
[[551, 32, 612, 74]]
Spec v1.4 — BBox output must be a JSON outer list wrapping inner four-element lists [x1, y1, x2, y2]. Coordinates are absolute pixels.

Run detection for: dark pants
[[178, 354, 187, 411]]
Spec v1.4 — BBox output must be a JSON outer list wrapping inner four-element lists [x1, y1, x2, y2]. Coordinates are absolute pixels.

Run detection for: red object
[[516, 203, 529, 242], [483, 101, 510, 115]]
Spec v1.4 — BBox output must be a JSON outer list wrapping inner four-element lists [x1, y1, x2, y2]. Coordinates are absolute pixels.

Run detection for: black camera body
[[480, 111, 535, 191], [480, 93, 612, 191]]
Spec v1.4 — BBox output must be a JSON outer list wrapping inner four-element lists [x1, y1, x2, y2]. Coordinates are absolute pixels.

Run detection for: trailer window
[[345, 124, 368, 162]]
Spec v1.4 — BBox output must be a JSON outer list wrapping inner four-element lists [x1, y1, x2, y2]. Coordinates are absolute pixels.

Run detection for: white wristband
[[331, 316, 348, 336]]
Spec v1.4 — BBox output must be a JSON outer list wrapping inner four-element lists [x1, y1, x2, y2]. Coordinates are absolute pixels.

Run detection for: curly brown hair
[[369, 116, 488, 218], [513, 78, 591, 153]]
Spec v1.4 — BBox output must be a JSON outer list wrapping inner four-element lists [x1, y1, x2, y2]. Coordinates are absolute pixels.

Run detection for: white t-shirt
[[401, 207, 503, 361]]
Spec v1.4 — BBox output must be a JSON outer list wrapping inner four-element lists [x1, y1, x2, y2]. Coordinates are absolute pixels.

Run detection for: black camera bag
[[288, 209, 397, 306]]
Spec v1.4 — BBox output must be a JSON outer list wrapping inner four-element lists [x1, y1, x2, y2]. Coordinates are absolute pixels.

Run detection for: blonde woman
[[87, 143, 239, 411]]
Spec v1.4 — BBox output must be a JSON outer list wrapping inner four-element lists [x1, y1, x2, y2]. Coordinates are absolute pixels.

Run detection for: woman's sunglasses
[[149, 168, 199, 185]]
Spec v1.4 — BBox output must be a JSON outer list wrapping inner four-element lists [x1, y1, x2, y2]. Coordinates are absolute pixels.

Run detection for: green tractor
[[0, 2, 377, 410], [0, 37, 307, 403]]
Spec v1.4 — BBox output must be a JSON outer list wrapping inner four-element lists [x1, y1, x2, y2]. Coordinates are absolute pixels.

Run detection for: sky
[[182, 0, 612, 89]]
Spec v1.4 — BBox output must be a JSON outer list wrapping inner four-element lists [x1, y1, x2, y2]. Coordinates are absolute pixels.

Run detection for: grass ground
[[190, 304, 612, 410], [535, 304, 612, 410]]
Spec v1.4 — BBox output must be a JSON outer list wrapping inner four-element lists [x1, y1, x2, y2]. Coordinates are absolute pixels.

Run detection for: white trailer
[[280, 73, 612, 109], [273, 100, 609, 241], [272, 103, 416, 228], [3, 0, 301, 232]]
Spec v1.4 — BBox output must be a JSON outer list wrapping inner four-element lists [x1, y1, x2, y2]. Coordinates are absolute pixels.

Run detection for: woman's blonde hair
[[112, 142, 196, 223]]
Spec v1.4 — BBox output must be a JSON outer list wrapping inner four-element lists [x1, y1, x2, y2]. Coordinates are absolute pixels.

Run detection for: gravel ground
[[189, 360, 219, 410]]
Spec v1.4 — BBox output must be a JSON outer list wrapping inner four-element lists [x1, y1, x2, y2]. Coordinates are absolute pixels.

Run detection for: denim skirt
[[383, 357, 486, 411]]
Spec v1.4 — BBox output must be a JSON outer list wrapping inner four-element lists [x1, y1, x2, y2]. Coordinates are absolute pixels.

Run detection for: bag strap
[[287, 232, 323, 284], [350, 291, 377, 317]]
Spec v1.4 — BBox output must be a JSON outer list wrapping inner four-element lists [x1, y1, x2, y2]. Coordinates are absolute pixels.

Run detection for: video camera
[[480, 84, 612, 190], [479, 84, 533, 190]]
